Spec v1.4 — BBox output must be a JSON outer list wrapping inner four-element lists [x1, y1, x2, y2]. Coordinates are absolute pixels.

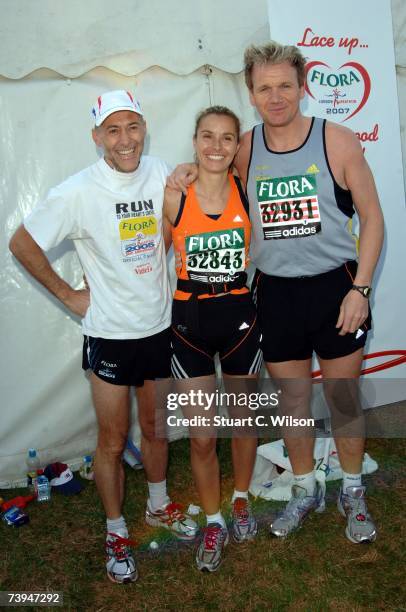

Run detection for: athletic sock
[[106, 516, 128, 538], [342, 471, 362, 492], [293, 470, 316, 496], [206, 511, 226, 529], [147, 479, 170, 512], [231, 490, 249, 503]]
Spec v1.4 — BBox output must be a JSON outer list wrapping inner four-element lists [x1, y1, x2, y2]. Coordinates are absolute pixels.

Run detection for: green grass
[[0, 438, 405, 611]]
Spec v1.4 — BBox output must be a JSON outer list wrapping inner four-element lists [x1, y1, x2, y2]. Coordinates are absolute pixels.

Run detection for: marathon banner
[[267, 0, 406, 405]]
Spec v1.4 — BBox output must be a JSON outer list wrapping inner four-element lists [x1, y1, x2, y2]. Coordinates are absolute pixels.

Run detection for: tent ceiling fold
[[3, 0, 404, 80], [1, 0, 270, 79]]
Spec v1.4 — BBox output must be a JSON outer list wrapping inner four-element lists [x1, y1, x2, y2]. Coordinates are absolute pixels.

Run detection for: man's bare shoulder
[[234, 129, 253, 184], [241, 128, 253, 142], [325, 121, 360, 151], [239, 129, 253, 153]]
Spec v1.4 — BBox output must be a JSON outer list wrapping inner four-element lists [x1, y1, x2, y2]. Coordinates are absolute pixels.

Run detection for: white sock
[[231, 490, 249, 503], [293, 470, 316, 496], [342, 471, 362, 492], [147, 479, 170, 511], [106, 516, 128, 537], [206, 511, 226, 528]]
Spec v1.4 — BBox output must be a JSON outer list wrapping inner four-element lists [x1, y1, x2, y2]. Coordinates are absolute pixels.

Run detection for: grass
[[0, 438, 405, 612]]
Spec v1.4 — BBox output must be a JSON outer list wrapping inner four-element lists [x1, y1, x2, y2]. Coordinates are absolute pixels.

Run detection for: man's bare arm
[[166, 164, 198, 195], [9, 225, 90, 318], [326, 124, 384, 335], [162, 186, 183, 253], [233, 130, 253, 189]]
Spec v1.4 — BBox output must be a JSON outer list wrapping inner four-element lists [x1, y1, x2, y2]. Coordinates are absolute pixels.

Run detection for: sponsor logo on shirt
[[256, 174, 322, 240], [119, 216, 157, 240], [185, 228, 246, 279], [135, 263, 153, 275], [115, 200, 154, 219], [123, 238, 155, 257]]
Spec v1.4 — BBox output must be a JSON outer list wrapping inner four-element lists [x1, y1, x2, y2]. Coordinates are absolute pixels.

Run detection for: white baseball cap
[[92, 90, 143, 126]]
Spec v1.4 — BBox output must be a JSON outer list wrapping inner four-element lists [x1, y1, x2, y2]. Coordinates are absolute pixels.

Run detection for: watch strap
[[351, 284, 371, 298]]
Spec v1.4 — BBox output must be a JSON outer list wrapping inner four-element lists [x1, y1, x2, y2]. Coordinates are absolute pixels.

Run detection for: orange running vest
[[172, 175, 251, 300]]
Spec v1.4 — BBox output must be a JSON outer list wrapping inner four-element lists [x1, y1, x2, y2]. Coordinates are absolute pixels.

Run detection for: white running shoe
[[337, 485, 377, 544], [105, 531, 138, 584], [145, 501, 198, 541]]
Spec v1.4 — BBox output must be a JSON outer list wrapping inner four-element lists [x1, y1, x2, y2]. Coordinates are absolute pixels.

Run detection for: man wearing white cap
[[9, 90, 197, 584]]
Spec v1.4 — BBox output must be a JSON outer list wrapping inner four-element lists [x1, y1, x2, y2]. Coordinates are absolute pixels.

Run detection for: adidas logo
[[239, 322, 249, 330], [233, 215, 243, 222], [306, 163, 320, 174], [281, 226, 317, 237]]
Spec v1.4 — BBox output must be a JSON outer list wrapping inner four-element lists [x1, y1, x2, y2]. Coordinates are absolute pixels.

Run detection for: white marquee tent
[[1, 0, 405, 485]]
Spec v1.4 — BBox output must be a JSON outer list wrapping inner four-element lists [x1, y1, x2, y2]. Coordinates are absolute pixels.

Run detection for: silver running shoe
[[195, 523, 229, 572], [105, 531, 138, 584], [145, 501, 198, 541], [231, 498, 258, 543], [270, 483, 325, 537], [337, 485, 377, 544]]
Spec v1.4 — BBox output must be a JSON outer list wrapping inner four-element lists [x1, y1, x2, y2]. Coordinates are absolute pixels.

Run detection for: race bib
[[185, 228, 245, 282], [256, 174, 321, 240]]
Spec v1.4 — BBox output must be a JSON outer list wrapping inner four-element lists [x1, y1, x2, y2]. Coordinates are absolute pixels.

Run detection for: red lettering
[[338, 37, 359, 55], [297, 28, 336, 49], [297, 27, 314, 47], [356, 124, 379, 143]]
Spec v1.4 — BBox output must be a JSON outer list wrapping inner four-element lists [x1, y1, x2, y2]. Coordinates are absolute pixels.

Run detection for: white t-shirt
[[24, 156, 172, 339]]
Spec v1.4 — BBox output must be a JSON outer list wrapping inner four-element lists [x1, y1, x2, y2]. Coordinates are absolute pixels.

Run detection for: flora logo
[[305, 61, 371, 122]]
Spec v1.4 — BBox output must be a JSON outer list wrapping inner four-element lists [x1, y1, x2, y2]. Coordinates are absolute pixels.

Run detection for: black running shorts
[[82, 327, 171, 386], [171, 293, 262, 378], [253, 260, 371, 363]]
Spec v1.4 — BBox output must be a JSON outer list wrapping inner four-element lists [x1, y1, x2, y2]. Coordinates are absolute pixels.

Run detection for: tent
[[1, 0, 405, 485]]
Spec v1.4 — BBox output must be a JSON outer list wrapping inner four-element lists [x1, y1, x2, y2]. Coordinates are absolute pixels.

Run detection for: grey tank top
[[246, 117, 357, 277]]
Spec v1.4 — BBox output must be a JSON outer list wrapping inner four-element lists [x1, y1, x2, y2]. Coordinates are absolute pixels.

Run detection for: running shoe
[[145, 501, 198, 541], [270, 483, 325, 537], [337, 485, 377, 544], [231, 497, 258, 542], [195, 522, 229, 572], [105, 531, 138, 584]]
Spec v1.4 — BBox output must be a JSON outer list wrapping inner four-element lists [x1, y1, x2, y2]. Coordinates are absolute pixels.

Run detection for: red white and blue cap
[[44, 462, 83, 495], [92, 90, 143, 126]]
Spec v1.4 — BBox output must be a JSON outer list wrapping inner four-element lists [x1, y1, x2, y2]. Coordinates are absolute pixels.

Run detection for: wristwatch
[[352, 284, 372, 298]]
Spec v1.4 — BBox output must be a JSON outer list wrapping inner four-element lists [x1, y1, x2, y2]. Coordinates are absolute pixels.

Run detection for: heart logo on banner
[[305, 61, 371, 122]]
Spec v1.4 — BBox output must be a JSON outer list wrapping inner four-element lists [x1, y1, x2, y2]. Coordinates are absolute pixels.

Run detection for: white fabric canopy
[[1, 0, 405, 486], [1, 0, 269, 78]]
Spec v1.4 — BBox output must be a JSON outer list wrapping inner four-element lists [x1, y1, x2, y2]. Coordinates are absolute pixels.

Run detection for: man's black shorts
[[171, 292, 262, 377], [82, 327, 171, 386], [253, 261, 372, 363]]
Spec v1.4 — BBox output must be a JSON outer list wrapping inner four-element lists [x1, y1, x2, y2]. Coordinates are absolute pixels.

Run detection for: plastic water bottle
[[26, 449, 40, 491], [79, 455, 94, 480], [35, 473, 51, 502]]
